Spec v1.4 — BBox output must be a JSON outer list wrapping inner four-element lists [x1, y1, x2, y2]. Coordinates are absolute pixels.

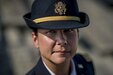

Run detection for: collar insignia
[[54, 1, 67, 15]]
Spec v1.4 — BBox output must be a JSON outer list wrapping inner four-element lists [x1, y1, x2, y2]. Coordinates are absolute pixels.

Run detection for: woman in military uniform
[[23, 0, 95, 75]]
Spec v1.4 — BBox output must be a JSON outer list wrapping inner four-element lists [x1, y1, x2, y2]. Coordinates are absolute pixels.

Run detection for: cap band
[[33, 16, 80, 23]]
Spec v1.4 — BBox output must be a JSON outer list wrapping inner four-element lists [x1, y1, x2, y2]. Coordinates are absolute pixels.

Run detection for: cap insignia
[[54, 1, 66, 15]]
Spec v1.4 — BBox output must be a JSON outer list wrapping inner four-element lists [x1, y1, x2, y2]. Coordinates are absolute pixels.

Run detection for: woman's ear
[[32, 32, 39, 48]]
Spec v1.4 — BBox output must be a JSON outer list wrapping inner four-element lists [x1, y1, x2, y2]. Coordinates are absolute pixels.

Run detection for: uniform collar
[[43, 59, 77, 75], [71, 60, 77, 75]]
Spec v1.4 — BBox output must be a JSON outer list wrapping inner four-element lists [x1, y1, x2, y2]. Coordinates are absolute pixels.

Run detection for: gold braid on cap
[[33, 16, 80, 23]]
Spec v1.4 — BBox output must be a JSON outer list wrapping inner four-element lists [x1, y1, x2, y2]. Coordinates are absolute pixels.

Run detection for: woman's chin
[[53, 57, 70, 64]]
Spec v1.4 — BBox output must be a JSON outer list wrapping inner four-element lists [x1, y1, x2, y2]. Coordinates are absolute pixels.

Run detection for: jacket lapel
[[73, 54, 86, 75], [35, 58, 51, 75]]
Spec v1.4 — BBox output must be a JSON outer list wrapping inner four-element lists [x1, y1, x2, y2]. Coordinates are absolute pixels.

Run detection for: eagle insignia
[[55, 1, 67, 15]]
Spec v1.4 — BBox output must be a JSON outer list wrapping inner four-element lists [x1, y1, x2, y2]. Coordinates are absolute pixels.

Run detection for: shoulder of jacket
[[77, 53, 92, 62], [73, 53, 95, 75], [74, 53, 92, 62]]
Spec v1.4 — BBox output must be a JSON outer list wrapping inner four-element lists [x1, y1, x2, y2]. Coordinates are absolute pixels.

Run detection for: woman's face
[[32, 29, 79, 64]]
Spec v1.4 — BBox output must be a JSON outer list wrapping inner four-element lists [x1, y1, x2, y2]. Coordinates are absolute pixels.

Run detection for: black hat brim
[[23, 12, 89, 30]]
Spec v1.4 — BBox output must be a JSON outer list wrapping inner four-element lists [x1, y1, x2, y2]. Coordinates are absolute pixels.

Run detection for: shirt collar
[[70, 59, 77, 75], [43, 59, 77, 75], [43, 61, 55, 75]]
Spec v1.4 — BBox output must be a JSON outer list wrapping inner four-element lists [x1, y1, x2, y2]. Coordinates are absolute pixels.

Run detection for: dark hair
[[32, 28, 38, 36]]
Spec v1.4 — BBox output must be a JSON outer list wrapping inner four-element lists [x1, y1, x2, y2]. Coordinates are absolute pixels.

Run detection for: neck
[[52, 62, 70, 75], [42, 58, 71, 75]]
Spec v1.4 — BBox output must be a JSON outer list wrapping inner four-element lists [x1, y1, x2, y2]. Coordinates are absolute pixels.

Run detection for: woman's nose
[[56, 32, 67, 46]]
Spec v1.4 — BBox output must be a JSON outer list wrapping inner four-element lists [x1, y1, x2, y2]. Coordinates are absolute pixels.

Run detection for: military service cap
[[23, 0, 90, 30]]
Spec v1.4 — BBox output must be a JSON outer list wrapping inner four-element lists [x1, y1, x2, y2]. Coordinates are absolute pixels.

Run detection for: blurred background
[[0, 0, 113, 75]]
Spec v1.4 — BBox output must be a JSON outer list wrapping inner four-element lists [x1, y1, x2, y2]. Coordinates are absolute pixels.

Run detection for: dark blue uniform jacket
[[26, 54, 95, 75]]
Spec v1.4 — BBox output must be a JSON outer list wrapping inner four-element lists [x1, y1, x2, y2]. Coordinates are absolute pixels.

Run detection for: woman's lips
[[53, 51, 71, 54]]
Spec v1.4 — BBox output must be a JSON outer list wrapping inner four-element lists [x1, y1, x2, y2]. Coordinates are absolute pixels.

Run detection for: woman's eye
[[64, 29, 75, 33], [46, 30, 56, 35]]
